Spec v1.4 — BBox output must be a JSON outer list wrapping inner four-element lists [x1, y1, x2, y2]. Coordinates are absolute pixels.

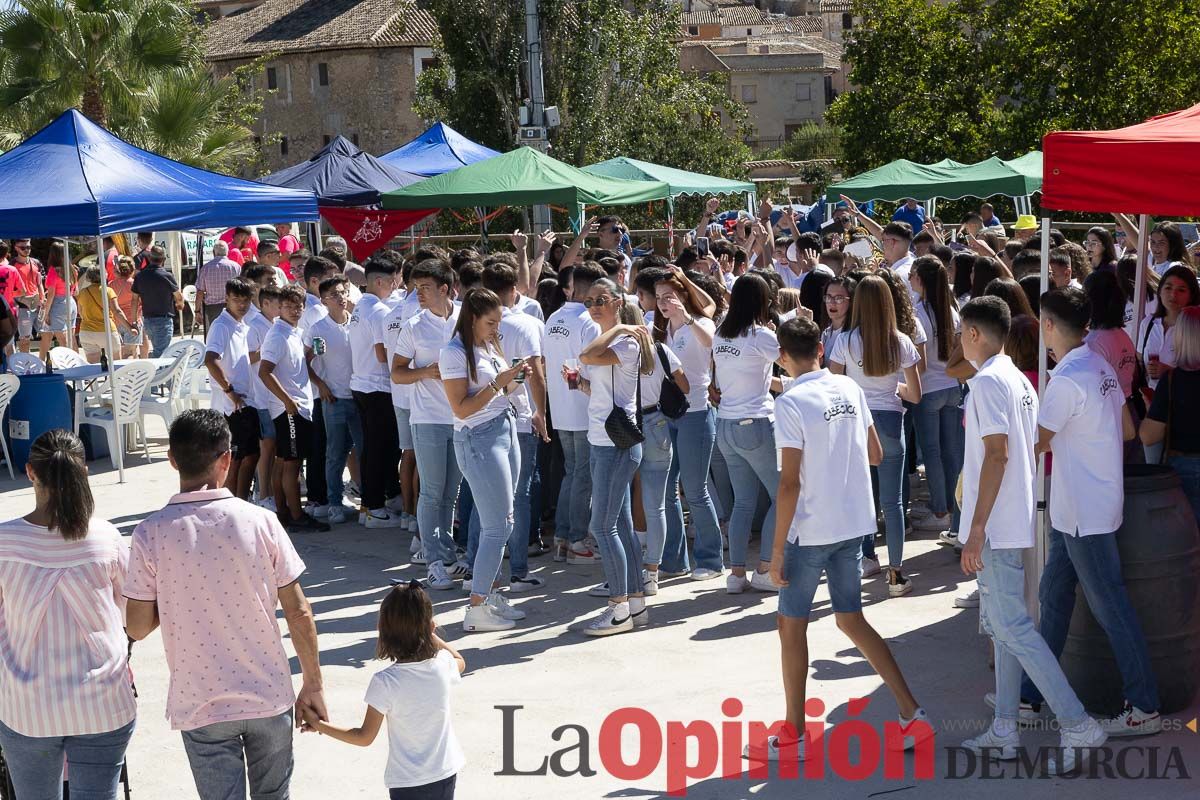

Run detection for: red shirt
[[13, 259, 42, 302], [105, 248, 118, 283], [227, 248, 245, 266], [44, 267, 67, 300], [0, 263, 24, 312]]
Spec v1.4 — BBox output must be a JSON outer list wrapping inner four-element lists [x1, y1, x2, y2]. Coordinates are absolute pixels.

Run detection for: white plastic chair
[[49, 347, 86, 371], [181, 286, 198, 336], [140, 354, 189, 433], [79, 361, 155, 470], [160, 339, 203, 371], [0, 374, 18, 479], [6, 353, 44, 375]]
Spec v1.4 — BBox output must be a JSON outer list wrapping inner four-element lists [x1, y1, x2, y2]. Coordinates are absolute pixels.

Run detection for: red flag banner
[[319, 206, 438, 261]]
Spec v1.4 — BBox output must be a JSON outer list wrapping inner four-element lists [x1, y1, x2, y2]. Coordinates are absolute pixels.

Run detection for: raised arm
[[841, 195, 883, 239]]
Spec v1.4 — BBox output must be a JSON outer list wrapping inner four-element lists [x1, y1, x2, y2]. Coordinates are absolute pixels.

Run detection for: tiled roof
[[769, 15, 824, 34], [204, 0, 437, 60], [719, 5, 771, 25], [682, 10, 721, 26], [820, 0, 854, 12]]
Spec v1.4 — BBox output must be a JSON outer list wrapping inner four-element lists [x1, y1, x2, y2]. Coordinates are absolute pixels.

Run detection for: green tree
[[0, 0, 260, 172]]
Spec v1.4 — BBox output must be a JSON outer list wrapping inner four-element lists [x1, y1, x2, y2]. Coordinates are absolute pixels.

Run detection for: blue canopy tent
[[379, 122, 501, 177], [260, 135, 423, 207], [0, 109, 318, 482]]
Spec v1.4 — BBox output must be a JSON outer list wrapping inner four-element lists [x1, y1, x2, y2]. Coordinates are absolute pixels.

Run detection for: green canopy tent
[[828, 152, 1043, 217], [381, 147, 670, 231]]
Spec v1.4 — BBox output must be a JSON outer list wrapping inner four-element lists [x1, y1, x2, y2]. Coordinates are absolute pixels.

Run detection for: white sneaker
[[256, 497, 277, 512], [426, 561, 454, 591], [487, 592, 526, 620], [887, 569, 913, 597], [984, 692, 1043, 725], [861, 557, 881, 577], [726, 573, 750, 594], [962, 724, 1020, 760], [343, 480, 361, 502], [326, 505, 356, 524], [588, 582, 611, 598], [742, 735, 806, 763], [304, 503, 331, 519], [691, 567, 723, 581], [642, 571, 659, 596], [508, 576, 545, 593], [1048, 717, 1106, 774], [463, 602, 515, 632], [385, 496, 405, 513], [584, 603, 633, 636], [631, 606, 650, 627], [446, 560, 471, 579], [566, 543, 601, 564], [954, 588, 980, 608], [908, 502, 932, 519], [553, 540, 569, 562], [409, 536, 421, 555], [749, 570, 780, 593], [364, 509, 404, 529], [1097, 703, 1162, 737], [939, 530, 960, 547], [889, 708, 936, 752]]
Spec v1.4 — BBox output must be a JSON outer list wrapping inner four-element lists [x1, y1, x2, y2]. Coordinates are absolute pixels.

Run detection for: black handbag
[[654, 342, 690, 419], [604, 364, 644, 449]]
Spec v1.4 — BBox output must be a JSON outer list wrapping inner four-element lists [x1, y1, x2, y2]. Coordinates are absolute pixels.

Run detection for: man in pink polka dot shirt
[[126, 409, 324, 799]]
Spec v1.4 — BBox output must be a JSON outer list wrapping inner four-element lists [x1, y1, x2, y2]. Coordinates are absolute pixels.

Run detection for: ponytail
[[27, 429, 93, 541]]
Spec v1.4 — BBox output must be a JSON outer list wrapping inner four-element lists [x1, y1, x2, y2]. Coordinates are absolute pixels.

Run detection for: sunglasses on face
[[583, 296, 614, 308]]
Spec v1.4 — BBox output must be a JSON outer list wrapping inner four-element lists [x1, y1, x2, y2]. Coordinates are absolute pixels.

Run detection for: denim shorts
[[778, 537, 864, 618], [257, 407, 276, 440], [395, 405, 414, 450]]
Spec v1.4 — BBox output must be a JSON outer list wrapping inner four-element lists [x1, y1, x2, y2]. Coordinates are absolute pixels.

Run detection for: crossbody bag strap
[[655, 341, 672, 374]]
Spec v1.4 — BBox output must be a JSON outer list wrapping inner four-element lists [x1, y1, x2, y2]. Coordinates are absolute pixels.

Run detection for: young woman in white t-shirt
[[653, 272, 726, 581], [302, 581, 467, 799], [820, 276, 856, 366], [1136, 264, 1200, 390], [577, 279, 655, 636], [439, 289, 531, 634], [712, 273, 783, 594], [908, 256, 962, 536], [829, 275, 922, 596]]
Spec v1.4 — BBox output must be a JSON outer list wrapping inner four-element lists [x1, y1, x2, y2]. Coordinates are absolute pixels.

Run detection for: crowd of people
[[2, 198, 1197, 798]]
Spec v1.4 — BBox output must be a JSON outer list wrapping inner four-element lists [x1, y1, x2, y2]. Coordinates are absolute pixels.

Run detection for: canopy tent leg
[[97, 234, 125, 484], [1131, 215, 1150, 351], [1031, 216, 1053, 621], [63, 237, 74, 350]]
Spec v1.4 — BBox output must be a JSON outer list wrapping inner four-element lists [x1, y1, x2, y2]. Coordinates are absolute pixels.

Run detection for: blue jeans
[[866, 410, 906, 568], [0, 717, 134, 800], [778, 538, 863, 618], [589, 443, 643, 597], [1169, 455, 1200, 524], [913, 386, 964, 524], [412, 423, 462, 566], [323, 397, 362, 508], [708, 441, 734, 522], [181, 711, 293, 800], [507, 431, 539, 579], [977, 544, 1088, 728], [716, 417, 781, 569], [639, 412, 674, 566], [143, 315, 173, 357], [554, 429, 591, 544], [662, 407, 724, 573], [455, 413, 519, 597], [1020, 528, 1159, 711]]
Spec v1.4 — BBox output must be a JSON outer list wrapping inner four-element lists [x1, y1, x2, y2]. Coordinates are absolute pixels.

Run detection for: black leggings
[[389, 774, 455, 799]]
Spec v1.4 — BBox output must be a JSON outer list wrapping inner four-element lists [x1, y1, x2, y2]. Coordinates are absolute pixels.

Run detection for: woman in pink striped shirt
[[0, 429, 136, 799]]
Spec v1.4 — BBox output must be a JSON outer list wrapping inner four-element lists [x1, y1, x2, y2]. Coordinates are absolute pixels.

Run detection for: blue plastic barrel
[[5, 374, 71, 473]]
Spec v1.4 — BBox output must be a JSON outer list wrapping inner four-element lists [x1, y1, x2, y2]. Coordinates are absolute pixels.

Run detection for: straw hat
[[1013, 214, 1038, 231]]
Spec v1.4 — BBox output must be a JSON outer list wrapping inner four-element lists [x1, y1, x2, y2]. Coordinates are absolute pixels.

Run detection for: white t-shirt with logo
[[913, 301, 960, 394], [259, 319, 314, 421], [1136, 316, 1175, 390], [1040, 345, 1124, 537], [829, 328, 921, 414], [396, 307, 460, 426], [774, 370, 878, 546], [586, 334, 641, 448], [667, 316, 716, 411], [438, 336, 510, 431], [959, 354, 1039, 550], [205, 310, 251, 416], [303, 314, 354, 399], [498, 307, 544, 434], [1084, 327, 1137, 399], [245, 307, 273, 411], [542, 302, 599, 432], [364, 650, 464, 790], [712, 325, 780, 420], [348, 293, 391, 394], [382, 291, 423, 410]]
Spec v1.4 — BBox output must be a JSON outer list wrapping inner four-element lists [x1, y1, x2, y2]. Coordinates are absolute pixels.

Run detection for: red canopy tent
[[1042, 102, 1200, 216]]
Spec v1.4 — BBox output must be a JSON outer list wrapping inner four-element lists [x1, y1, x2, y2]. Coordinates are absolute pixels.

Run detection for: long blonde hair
[[850, 275, 901, 377], [617, 297, 655, 375], [1174, 306, 1200, 371]]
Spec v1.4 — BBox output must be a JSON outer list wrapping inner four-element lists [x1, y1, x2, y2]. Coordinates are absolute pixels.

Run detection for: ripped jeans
[[454, 412, 520, 597]]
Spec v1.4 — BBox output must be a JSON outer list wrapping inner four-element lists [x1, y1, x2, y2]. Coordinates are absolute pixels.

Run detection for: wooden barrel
[[1061, 464, 1200, 715]]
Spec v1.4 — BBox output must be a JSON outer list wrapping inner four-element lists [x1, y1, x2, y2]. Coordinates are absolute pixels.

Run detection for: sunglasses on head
[[583, 296, 613, 308]]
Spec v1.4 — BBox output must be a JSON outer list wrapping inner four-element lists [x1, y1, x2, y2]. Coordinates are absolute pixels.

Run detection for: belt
[[640, 404, 660, 416], [1167, 450, 1200, 458]]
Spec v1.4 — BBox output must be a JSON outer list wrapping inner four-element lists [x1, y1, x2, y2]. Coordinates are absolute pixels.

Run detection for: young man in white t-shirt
[[382, 261, 425, 547], [305, 276, 362, 525], [260, 285, 329, 534], [203, 277, 258, 499], [957, 296, 1106, 772], [242, 265, 280, 510], [297, 256, 338, 518], [748, 317, 932, 764], [1023, 288, 1159, 736]]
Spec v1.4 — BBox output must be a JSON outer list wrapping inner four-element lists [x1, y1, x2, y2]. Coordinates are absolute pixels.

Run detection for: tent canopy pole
[[96, 234, 125, 484]]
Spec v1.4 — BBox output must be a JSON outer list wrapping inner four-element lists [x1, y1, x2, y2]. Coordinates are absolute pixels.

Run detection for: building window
[[825, 75, 836, 104], [280, 137, 289, 156], [741, 84, 757, 103], [266, 67, 277, 90], [322, 135, 331, 146], [687, 25, 699, 36], [746, 28, 752, 36], [318, 62, 329, 86], [796, 83, 811, 101], [842, 12, 853, 30], [420, 57, 439, 72]]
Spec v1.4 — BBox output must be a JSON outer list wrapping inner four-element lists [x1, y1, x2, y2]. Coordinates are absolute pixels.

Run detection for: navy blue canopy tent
[[379, 122, 501, 177], [260, 135, 423, 206], [0, 108, 318, 237]]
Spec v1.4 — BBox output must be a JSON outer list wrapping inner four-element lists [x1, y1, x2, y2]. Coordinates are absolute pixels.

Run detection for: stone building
[[203, 0, 438, 174]]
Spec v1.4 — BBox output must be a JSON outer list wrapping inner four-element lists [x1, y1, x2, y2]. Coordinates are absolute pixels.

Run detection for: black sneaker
[[287, 513, 331, 534]]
